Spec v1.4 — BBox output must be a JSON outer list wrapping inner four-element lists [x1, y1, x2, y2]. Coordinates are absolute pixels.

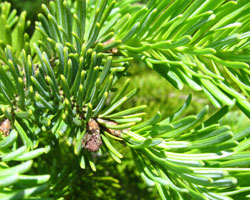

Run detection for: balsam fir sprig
[[0, 0, 250, 199]]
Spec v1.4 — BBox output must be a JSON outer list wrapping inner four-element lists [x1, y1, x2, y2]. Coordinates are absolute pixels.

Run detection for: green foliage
[[116, 63, 211, 119], [0, 0, 250, 199]]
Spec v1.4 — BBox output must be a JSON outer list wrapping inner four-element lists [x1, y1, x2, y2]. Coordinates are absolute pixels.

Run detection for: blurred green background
[[5, 0, 250, 199]]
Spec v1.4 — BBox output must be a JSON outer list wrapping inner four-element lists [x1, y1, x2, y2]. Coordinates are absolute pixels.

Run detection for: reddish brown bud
[[102, 38, 118, 54], [87, 118, 100, 135], [105, 121, 122, 137], [82, 133, 102, 152], [98, 119, 122, 137], [0, 119, 11, 136], [82, 118, 102, 152]]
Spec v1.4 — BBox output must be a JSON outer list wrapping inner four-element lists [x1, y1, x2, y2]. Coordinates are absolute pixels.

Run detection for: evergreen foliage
[[0, 0, 250, 199]]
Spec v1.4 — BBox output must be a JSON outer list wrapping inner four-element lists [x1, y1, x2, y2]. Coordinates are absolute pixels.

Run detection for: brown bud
[[105, 121, 122, 137], [102, 38, 118, 54], [102, 38, 114, 46], [87, 118, 100, 135], [98, 119, 122, 137], [0, 119, 11, 136], [82, 133, 102, 152], [82, 118, 102, 152]]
